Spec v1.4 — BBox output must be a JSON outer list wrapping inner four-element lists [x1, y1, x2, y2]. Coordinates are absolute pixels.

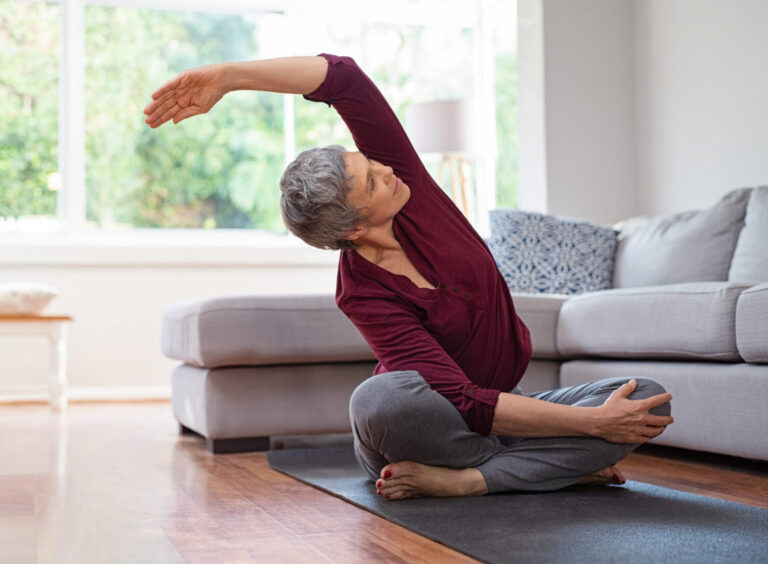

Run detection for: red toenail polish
[[377, 490, 381, 495], [613, 474, 621, 482], [384, 471, 392, 478], [385, 495, 390, 499]]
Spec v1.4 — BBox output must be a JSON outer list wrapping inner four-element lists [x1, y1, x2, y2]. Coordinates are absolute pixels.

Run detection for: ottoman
[[161, 294, 375, 453], [161, 293, 566, 453]]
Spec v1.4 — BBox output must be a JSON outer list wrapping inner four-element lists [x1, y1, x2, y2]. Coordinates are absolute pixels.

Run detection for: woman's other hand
[[143, 64, 227, 128], [593, 379, 674, 444]]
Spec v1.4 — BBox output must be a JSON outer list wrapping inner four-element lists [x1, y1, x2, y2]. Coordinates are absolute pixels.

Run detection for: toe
[[380, 464, 395, 480], [379, 479, 405, 497], [384, 486, 411, 501]]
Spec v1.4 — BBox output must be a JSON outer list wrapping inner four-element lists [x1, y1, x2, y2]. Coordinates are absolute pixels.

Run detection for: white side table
[[0, 315, 73, 410]]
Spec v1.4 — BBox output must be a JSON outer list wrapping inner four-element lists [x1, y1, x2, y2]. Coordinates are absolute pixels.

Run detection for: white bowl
[[0, 281, 60, 315]]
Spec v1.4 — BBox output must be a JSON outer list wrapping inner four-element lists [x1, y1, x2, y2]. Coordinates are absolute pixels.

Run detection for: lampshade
[[405, 100, 479, 155]]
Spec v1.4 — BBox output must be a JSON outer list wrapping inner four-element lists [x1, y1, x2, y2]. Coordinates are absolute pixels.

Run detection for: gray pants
[[349, 371, 672, 493]]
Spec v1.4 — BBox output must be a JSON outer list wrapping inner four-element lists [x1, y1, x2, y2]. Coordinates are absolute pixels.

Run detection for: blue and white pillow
[[489, 210, 618, 295]]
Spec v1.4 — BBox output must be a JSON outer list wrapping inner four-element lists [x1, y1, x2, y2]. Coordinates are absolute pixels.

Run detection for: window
[[0, 0, 517, 236], [0, 1, 59, 224], [490, 0, 519, 209], [85, 6, 285, 230]]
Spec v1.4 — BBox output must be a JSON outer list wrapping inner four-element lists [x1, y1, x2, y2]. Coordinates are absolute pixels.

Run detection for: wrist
[[218, 62, 245, 93], [579, 406, 601, 438]]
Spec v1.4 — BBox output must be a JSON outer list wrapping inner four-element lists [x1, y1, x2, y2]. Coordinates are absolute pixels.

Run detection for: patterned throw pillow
[[489, 210, 618, 295]]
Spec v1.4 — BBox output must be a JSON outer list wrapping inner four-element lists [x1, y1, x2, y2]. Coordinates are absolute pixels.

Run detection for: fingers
[[173, 106, 201, 124], [616, 378, 638, 398], [144, 97, 180, 128], [641, 424, 666, 437], [147, 101, 189, 129], [144, 72, 191, 127], [609, 421, 671, 443], [150, 73, 184, 100], [645, 413, 674, 427], [143, 90, 177, 117], [640, 422, 671, 440], [145, 106, 176, 129], [643, 392, 673, 410]]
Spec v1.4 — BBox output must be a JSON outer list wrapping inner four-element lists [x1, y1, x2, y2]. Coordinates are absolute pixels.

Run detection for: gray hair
[[279, 145, 365, 251]]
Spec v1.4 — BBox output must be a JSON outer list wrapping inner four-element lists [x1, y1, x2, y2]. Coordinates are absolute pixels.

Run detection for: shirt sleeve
[[340, 293, 501, 435], [303, 53, 427, 192]]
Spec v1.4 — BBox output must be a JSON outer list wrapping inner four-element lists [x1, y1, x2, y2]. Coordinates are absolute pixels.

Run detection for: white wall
[[520, 0, 768, 223], [518, 0, 637, 225], [634, 0, 768, 216], [0, 242, 337, 400], [517, 0, 549, 215], [542, 0, 637, 224]]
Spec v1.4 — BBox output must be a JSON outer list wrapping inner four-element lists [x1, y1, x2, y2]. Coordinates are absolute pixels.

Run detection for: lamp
[[406, 100, 479, 218]]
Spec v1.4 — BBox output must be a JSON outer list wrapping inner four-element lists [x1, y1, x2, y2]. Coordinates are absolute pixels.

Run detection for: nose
[[372, 159, 393, 181]]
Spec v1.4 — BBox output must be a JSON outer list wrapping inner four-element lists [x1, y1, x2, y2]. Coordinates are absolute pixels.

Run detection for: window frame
[[13, 0, 502, 247]]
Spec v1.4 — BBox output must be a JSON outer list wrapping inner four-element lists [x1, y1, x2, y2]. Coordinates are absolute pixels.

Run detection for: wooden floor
[[1, 402, 766, 564]]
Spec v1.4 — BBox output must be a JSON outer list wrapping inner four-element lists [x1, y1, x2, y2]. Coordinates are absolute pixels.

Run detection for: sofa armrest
[[736, 282, 768, 363], [511, 293, 569, 359], [161, 294, 374, 368]]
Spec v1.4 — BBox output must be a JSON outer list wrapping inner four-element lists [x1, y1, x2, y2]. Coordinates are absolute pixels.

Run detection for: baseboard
[[0, 386, 171, 404]]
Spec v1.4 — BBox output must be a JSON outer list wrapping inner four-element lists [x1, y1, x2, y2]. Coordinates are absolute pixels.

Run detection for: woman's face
[[343, 151, 410, 232]]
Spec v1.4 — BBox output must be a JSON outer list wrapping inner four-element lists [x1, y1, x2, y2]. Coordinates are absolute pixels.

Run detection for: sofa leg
[[206, 436, 270, 454], [179, 423, 203, 438]]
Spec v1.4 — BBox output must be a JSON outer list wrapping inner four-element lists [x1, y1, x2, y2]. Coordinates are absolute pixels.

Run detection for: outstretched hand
[[593, 379, 674, 444], [143, 64, 227, 128]]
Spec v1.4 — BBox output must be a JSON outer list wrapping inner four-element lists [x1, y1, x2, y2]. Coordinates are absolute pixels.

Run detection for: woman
[[144, 54, 673, 500]]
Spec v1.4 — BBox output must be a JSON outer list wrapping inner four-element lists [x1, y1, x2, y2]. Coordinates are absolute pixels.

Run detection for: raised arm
[[143, 56, 328, 128], [145, 53, 429, 203], [302, 54, 425, 185]]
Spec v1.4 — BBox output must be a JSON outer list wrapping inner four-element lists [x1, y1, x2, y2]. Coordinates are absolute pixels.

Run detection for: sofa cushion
[[511, 293, 568, 359], [489, 210, 617, 295], [612, 188, 751, 288], [557, 282, 753, 361], [729, 186, 768, 283], [735, 283, 768, 363], [161, 294, 374, 368]]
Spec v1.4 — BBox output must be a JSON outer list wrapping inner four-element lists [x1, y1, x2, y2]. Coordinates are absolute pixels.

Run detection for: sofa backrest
[[729, 186, 768, 283], [612, 187, 752, 288]]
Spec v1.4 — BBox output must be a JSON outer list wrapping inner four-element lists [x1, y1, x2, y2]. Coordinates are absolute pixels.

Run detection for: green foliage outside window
[[85, 6, 286, 230], [0, 2, 59, 221], [1, 2, 517, 231], [495, 52, 519, 209]]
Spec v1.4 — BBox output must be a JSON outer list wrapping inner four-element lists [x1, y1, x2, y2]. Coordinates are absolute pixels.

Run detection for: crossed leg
[[349, 371, 671, 500]]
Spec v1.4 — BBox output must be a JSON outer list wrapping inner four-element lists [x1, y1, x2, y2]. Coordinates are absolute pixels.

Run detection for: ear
[[342, 224, 368, 242]]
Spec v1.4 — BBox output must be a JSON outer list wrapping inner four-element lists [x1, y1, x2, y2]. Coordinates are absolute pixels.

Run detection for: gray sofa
[[161, 186, 768, 460]]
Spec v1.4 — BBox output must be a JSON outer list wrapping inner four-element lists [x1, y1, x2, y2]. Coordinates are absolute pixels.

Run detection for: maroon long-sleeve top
[[304, 54, 532, 435]]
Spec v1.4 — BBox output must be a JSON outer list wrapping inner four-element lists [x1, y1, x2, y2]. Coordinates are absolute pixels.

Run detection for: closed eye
[[367, 158, 375, 192]]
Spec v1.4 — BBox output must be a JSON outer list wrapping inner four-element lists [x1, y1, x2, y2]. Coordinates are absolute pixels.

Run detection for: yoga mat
[[268, 446, 768, 564]]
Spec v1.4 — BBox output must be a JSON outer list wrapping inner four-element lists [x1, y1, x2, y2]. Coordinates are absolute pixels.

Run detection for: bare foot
[[576, 465, 626, 486], [375, 461, 489, 501]]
